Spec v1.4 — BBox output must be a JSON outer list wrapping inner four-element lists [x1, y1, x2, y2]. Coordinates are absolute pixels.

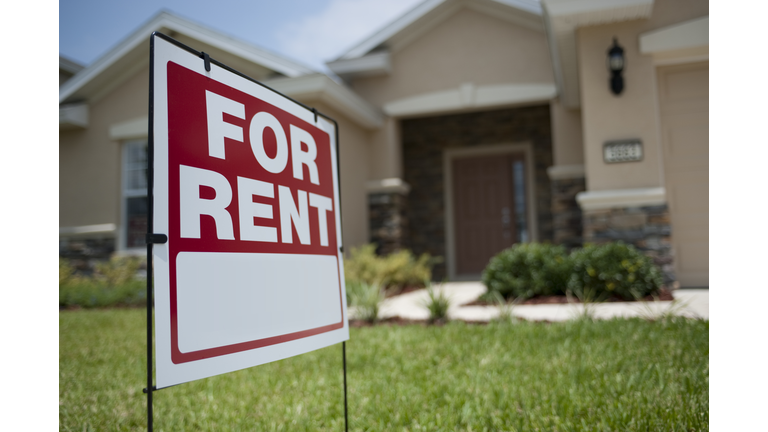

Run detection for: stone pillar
[[547, 165, 586, 250], [366, 178, 410, 256], [578, 189, 675, 285]]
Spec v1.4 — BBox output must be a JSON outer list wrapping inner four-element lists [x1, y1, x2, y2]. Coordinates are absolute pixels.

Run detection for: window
[[512, 159, 528, 242], [123, 140, 148, 249]]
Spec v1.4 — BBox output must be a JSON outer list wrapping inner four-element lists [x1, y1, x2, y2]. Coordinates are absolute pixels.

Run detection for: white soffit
[[326, 52, 391, 79], [384, 82, 556, 117], [576, 186, 665, 210], [542, 0, 654, 108], [59, 11, 316, 105], [263, 74, 384, 130], [59, 103, 89, 130], [640, 16, 708, 54]]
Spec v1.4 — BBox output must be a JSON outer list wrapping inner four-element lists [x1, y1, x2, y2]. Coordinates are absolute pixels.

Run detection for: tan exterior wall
[[351, 7, 554, 109], [59, 66, 149, 235], [550, 100, 583, 166], [310, 102, 372, 252], [367, 117, 401, 180], [576, 0, 708, 192]]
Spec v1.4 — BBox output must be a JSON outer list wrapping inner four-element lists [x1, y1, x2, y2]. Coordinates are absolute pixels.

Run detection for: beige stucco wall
[[367, 117, 401, 180], [59, 65, 149, 237], [351, 7, 554, 109], [577, 0, 708, 191], [550, 100, 584, 166]]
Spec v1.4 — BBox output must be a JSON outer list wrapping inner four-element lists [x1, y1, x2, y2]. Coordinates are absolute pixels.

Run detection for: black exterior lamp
[[607, 38, 625, 95]]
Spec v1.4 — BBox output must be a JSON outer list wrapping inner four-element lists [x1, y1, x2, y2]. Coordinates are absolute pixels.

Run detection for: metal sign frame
[[145, 31, 349, 431]]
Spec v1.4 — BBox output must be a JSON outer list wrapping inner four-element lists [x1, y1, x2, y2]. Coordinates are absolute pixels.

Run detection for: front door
[[452, 153, 525, 275]]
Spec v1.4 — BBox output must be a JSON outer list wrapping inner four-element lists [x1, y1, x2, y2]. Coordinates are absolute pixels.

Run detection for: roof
[[59, 11, 317, 104], [59, 55, 84, 76], [327, 0, 544, 78]]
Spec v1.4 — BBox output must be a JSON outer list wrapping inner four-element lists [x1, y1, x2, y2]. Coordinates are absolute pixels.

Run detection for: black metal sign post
[[145, 32, 348, 431]]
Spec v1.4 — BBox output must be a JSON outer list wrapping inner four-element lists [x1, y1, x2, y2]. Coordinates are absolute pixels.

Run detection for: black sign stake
[[145, 32, 350, 431]]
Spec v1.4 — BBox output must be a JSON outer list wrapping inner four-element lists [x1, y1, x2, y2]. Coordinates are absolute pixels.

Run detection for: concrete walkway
[[373, 282, 708, 322]]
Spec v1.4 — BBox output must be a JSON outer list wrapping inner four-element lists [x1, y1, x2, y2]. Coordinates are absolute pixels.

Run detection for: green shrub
[[347, 281, 385, 323], [59, 256, 147, 308], [481, 243, 572, 300], [344, 244, 436, 292], [567, 242, 662, 301]]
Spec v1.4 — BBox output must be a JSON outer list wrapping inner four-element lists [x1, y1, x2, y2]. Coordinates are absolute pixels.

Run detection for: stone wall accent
[[59, 237, 116, 274], [368, 191, 409, 256], [582, 205, 675, 285], [551, 176, 586, 249], [401, 105, 553, 280]]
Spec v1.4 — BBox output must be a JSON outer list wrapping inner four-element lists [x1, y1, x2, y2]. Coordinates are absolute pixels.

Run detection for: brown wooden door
[[452, 154, 522, 275]]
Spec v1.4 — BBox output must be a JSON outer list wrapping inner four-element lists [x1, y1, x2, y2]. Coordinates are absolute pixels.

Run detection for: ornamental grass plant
[[421, 282, 451, 323], [347, 281, 385, 323]]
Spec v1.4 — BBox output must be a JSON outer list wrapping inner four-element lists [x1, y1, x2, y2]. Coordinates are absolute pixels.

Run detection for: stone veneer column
[[547, 165, 586, 250], [577, 188, 675, 286], [366, 178, 410, 256]]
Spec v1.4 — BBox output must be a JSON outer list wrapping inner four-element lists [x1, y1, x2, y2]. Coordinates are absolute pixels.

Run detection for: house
[[59, 0, 708, 287]]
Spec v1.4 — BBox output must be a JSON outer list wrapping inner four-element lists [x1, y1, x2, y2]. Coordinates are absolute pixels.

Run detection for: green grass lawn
[[59, 309, 708, 431]]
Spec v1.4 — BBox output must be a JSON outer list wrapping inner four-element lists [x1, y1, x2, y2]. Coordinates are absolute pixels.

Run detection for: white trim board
[[576, 187, 666, 211], [366, 178, 411, 195], [640, 16, 708, 54], [547, 164, 585, 180], [110, 116, 149, 140], [59, 223, 117, 237], [384, 83, 556, 118], [443, 142, 538, 280]]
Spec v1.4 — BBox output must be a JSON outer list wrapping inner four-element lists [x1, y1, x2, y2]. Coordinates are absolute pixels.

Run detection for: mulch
[[349, 316, 494, 327], [462, 286, 675, 307]]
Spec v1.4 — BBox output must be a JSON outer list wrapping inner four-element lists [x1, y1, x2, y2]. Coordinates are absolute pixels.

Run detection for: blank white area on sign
[[176, 252, 341, 353]]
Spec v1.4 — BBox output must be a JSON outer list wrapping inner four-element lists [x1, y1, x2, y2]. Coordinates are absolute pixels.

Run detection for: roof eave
[[59, 11, 317, 105]]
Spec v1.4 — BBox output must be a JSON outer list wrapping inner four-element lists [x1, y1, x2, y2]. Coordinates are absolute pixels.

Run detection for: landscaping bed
[[463, 286, 676, 307]]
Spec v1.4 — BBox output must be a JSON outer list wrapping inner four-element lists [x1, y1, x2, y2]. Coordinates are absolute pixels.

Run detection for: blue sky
[[59, 0, 424, 72]]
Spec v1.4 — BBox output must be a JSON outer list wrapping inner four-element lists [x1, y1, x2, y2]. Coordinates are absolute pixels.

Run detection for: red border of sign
[[162, 59, 345, 365], [169, 256, 345, 363]]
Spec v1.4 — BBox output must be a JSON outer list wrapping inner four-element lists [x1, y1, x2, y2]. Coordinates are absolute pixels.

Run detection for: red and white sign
[[151, 35, 348, 388]]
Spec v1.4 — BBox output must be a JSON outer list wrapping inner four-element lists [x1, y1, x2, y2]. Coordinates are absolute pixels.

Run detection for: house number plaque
[[604, 139, 642, 163]]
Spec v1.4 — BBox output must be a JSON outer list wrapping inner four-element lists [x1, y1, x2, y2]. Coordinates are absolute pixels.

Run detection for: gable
[[350, 6, 555, 110]]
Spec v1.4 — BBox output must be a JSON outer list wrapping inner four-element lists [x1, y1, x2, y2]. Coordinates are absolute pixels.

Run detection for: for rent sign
[[151, 34, 348, 388]]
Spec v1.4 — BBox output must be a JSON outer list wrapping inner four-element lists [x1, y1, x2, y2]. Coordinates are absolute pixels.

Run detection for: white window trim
[[442, 142, 538, 281], [120, 139, 149, 253]]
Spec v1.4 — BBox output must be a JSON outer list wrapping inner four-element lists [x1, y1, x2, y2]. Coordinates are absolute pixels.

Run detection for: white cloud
[[276, 0, 423, 72]]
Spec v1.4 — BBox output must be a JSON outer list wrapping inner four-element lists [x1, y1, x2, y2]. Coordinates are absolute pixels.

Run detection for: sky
[[59, 0, 425, 73]]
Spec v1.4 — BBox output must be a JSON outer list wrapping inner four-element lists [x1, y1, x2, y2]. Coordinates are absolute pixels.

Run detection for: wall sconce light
[[607, 38, 625, 95]]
